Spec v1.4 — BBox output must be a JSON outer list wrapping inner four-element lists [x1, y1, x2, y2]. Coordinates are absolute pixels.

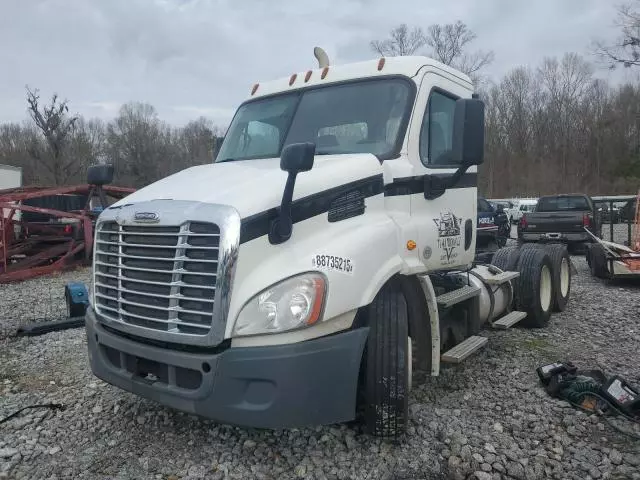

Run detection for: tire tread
[[365, 281, 409, 437], [516, 248, 553, 328]]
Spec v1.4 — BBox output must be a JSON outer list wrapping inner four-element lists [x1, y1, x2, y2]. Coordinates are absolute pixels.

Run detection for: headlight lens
[[232, 273, 326, 336]]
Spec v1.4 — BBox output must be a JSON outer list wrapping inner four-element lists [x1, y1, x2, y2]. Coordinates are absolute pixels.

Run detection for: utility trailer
[[84, 49, 572, 437], [586, 191, 640, 280], [0, 166, 135, 283]]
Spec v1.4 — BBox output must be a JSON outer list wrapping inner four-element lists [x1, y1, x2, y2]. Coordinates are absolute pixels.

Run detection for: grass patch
[[520, 337, 552, 352]]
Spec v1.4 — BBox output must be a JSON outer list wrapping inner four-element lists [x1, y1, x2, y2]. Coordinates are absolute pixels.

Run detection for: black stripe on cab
[[384, 172, 477, 197], [240, 174, 384, 243]]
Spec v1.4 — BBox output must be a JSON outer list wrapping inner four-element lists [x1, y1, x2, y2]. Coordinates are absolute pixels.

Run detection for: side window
[[419, 90, 458, 166]]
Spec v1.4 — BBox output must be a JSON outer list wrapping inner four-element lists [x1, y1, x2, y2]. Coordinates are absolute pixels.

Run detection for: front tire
[[363, 279, 409, 438]]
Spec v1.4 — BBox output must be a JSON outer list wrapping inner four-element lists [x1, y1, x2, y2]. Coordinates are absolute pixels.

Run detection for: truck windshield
[[536, 196, 590, 212], [216, 78, 412, 162]]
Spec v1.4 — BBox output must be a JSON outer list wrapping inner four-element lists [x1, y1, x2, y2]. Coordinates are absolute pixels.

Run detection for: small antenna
[[313, 47, 330, 68]]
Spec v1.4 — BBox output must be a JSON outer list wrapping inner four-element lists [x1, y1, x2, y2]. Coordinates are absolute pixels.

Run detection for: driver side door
[[406, 70, 478, 271]]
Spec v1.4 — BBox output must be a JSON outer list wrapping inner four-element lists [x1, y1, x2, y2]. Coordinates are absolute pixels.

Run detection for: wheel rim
[[560, 258, 570, 297], [539, 265, 552, 312], [407, 336, 413, 392]]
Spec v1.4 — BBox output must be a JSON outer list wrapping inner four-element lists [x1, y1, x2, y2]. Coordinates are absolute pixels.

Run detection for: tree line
[[1, 2, 640, 197], [0, 90, 223, 188]]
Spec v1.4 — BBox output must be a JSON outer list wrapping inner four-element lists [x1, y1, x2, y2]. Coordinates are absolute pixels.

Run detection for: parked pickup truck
[[517, 193, 600, 250]]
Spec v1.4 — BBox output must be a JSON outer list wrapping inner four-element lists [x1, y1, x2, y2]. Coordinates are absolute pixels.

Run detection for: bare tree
[[425, 21, 494, 76], [64, 118, 107, 184], [371, 21, 494, 81], [180, 117, 220, 165], [106, 102, 169, 187], [25, 87, 80, 185], [594, 0, 640, 68], [370, 24, 426, 56]]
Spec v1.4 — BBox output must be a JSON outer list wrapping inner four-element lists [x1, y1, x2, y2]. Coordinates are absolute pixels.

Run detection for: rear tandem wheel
[[519, 243, 571, 312]]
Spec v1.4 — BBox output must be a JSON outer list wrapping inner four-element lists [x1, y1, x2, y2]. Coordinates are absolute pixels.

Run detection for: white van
[[512, 198, 538, 223]]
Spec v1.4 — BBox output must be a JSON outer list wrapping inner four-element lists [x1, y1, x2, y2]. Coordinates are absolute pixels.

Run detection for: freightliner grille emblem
[[133, 212, 160, 223]]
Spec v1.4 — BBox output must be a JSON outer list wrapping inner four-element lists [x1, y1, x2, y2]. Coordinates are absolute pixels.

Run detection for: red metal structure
[[0, 182, 135, 283]]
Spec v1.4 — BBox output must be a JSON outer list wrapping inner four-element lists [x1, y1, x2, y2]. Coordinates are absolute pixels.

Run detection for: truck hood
[[111, 154, 383, 218]]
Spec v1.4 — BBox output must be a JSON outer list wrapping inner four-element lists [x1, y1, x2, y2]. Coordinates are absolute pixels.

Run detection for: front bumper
[[86, 308, 368, 429]]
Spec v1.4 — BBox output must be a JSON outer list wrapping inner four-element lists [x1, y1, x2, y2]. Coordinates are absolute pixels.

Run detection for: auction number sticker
[[312, 254, 354, 275]]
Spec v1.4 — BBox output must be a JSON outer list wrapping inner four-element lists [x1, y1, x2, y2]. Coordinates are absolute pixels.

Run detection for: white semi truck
[[85, 50, 571, 437]]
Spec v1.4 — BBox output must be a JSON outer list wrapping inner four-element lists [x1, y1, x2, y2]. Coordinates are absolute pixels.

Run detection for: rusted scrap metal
[[0, 182, 134, 283]]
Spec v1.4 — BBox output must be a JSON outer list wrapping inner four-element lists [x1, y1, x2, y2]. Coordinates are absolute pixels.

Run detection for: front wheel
[[363, 279, 409, 438]]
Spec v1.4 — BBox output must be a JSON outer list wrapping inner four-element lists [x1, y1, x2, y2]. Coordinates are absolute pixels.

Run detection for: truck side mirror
[[270, 142, 316, 245], [280, 142, 315, 172], [87, 164, 114, 186], [452, 98, 484, 167]]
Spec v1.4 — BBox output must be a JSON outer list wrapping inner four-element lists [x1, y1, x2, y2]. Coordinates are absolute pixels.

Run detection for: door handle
[[464, 219, 472, 250]]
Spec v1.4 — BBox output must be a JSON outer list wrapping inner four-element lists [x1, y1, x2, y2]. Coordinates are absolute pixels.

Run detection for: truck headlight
[[232, 273, 327, 336]]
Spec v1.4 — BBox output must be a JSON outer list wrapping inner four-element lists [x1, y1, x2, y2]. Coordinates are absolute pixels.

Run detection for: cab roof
[[247, 56, 473, 100]]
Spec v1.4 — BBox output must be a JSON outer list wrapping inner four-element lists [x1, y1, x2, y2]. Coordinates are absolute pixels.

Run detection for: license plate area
[[542, 233, 562, 239]]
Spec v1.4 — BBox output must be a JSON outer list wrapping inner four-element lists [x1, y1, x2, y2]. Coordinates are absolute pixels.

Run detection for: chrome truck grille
[[92, 201, 241, 347]]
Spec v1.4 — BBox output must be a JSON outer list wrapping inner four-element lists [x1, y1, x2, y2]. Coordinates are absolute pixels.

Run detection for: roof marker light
[[251, 83, 259, 95], [305, 70, 312, 82], [289, 73, 297, 86], [377, 57, 386, 71], [321, 67, 329, 79]]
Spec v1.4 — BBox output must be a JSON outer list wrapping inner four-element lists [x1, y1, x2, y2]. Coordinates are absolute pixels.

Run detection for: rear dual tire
[[520, 243, 571, 312], [491, 244, 565, 327], [515, 248, 553, 328]]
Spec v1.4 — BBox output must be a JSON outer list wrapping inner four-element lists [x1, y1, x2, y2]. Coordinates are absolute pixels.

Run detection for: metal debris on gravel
[[1, 259, 639, 480]]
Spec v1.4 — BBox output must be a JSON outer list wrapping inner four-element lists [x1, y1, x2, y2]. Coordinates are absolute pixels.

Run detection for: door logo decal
[[433, 211, 462, 265]]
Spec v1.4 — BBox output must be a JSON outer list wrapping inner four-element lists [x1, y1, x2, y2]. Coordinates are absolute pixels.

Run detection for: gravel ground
[[0, 268, 92, 340], [1, 258, 640, 480]]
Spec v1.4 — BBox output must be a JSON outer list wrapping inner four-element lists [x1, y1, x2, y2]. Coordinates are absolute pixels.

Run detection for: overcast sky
[[0, 0, 633, 128]]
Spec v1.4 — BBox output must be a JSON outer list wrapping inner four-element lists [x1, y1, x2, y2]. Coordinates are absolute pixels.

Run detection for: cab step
[[441, 335, 488, 363], [492, 310, 527, 329], [483, 271, 520, 285], [436, 285, 481, 309]]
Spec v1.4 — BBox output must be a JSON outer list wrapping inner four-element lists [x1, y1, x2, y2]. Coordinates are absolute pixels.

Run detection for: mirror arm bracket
[[269, 172, 298, 245], [423, 164, 471, 200]]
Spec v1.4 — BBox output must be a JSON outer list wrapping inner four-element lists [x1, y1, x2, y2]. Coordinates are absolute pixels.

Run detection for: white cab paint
[[101, 55, 480, 347]]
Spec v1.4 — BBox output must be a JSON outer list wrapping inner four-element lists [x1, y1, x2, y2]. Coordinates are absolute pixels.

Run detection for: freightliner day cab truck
[[86, 49, 572, 437]]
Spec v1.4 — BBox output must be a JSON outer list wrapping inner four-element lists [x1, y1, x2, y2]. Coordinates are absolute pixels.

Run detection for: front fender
[[225, 195, 405, 340]]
